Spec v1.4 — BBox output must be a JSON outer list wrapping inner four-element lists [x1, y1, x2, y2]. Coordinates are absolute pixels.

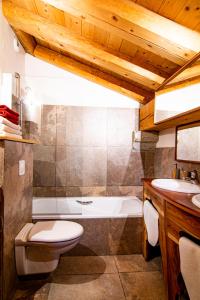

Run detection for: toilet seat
[[28, 221, 84, 243], [15, 221, 84, 275]]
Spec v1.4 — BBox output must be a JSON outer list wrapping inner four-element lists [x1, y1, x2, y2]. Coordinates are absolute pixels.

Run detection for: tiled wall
[[154, 147, 200, 179], [33, 105, 157, 198], [0, 141, 33, 300]]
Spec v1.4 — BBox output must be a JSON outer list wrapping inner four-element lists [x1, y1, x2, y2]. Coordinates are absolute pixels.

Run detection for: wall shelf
[[0, 136, 38, 144]]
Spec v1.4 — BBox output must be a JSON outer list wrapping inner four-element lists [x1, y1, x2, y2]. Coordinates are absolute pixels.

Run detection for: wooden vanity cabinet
[[143, 184, 168, 295], [143, 179, 200, 300], [166, 202, 200, 300]]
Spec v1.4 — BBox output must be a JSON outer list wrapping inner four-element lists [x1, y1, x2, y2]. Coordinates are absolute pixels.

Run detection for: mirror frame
[[175, 120, 200, 164]]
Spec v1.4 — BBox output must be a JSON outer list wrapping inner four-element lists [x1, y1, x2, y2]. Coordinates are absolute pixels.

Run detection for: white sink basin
[[192, 194, 200, 208], [152, 179, 200, 194]]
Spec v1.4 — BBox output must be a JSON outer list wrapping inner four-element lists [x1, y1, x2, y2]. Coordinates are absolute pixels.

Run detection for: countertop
[[143, 179, 200, 217]]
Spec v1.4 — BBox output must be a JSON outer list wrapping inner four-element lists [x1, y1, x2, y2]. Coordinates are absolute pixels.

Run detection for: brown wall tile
[[66, 107, 107, 147], [2, 141, 33, 300], [41, 105, 56, 145], [155, 147, 200, 179], [107, 147, 145, 186], [34, 105, 155, 194], [56, 146, 66, 187], [107, 108, 138, 147], [66, 146, 107, 187]]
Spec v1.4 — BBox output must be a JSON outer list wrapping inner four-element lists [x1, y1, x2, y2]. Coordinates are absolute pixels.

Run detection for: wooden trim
[[3, 0, 163, 90], [34, 45, 151, 102], [157, 52, 200, 91], [175, 121, 200, 164], [40, 0, 199, 65], [12, 28, 36, 55]]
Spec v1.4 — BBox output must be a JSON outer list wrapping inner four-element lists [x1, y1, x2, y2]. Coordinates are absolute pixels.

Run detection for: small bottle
[[172, 163, 180, 179]]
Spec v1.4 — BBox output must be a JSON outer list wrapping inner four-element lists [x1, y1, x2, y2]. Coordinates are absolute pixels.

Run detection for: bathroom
[[0, 0, 200, 299]]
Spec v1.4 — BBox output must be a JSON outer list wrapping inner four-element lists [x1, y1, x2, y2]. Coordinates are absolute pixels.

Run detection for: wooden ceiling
[[2, 0, 200, 103]]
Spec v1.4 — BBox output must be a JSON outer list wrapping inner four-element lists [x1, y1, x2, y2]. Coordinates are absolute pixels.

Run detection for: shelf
[[0, 136, 38, 144]]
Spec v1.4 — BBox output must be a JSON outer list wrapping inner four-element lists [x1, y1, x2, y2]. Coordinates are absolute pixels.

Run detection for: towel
[[179, 237, 200, 300], [0, 124, 21, 135], [143, 200, 159, 246], [0, 105, 19, 117], [0, 111, 19, 124], [0, 116, 21, 130], [0, 131, 22, 139]]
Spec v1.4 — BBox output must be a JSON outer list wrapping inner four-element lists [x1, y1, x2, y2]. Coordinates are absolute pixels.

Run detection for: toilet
[[15, 220, 84, 275]]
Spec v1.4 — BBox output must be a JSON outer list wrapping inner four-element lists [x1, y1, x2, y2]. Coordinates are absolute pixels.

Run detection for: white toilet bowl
[[15, 220, 84, 275]]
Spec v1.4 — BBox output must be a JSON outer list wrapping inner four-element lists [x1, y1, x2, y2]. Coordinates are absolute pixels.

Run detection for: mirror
[[176, 121, 200, 163], [154, 60, 200, 124]]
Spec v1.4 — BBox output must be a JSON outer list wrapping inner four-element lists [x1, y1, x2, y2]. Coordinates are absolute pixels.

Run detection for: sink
[[192, 194, 200, 208], [151, 179, 200, 194]]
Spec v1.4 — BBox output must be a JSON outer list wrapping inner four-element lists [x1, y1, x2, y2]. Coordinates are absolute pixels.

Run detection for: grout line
[[117, 271, 127, 299], [113, 255, 127, 299]]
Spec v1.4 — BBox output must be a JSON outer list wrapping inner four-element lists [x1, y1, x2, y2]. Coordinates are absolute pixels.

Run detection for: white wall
[[24, 54, 140, 109], [0, 1, 25, 107], [156, 128, 176, 148]]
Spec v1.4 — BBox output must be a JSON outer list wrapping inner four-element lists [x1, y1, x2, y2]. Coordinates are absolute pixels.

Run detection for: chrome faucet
[[189, 170, 199, 185]]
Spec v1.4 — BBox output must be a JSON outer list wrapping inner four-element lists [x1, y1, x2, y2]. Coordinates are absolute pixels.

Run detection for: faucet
[[189, 170, 199, 185]]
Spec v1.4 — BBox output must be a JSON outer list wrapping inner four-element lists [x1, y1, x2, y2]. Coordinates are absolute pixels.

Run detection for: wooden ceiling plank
[[40, 0, 200, 64], [136, 0, 165, 12], [13, 29, 37, 54], [3, 0, 164, 90], [33, 45, 150, 102], [11, 0, 38, 13], [107, 34, 122, 52], [34, 0, 65, 25], [174, 0, 200, 31]]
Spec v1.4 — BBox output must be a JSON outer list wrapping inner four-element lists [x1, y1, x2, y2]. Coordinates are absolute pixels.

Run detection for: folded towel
[[0, 124, 21, 135], [179, 237, 200, 300], [0, 131, 22, 139], [0, 116, 21, 130], [0, 105, 19, 117], [0, 111, 19, 125], [143, 200, 159, 246]]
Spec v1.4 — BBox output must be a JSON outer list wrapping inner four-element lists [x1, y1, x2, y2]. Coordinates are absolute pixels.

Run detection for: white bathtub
[[32, 196, 143, 220]]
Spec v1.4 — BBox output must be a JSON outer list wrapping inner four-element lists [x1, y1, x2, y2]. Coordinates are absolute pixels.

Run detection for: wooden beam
[[157, 52, 200, 91], [40, 0, 200, 65], [12, 28, 36, 54], [34, 45, 153, 102], [165, 63, 200, 86], [2, 0, 163, 90], [156, 76, 200, 95]]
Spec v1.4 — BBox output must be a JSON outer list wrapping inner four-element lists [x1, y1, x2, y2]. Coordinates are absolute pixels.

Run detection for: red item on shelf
[[0, 105, 19, 117], [0, 111, 19, 125]]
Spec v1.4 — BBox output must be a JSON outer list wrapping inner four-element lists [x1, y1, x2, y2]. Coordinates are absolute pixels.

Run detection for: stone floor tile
[[120, 271, 166, 300], [115, 255, 161, 273], [53, 256, 118, 275], [14, 282, 50, 300], [48, 273, 125, 300]]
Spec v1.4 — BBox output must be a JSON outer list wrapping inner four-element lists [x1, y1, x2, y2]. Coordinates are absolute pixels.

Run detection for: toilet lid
[[28, 221, 84, 243]]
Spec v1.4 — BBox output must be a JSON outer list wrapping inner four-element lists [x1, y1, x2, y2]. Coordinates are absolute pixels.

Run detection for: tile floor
[[14, 255, 166, 300]]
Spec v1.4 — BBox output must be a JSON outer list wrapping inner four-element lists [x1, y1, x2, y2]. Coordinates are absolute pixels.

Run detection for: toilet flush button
[[19, 160, 25, 176]]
